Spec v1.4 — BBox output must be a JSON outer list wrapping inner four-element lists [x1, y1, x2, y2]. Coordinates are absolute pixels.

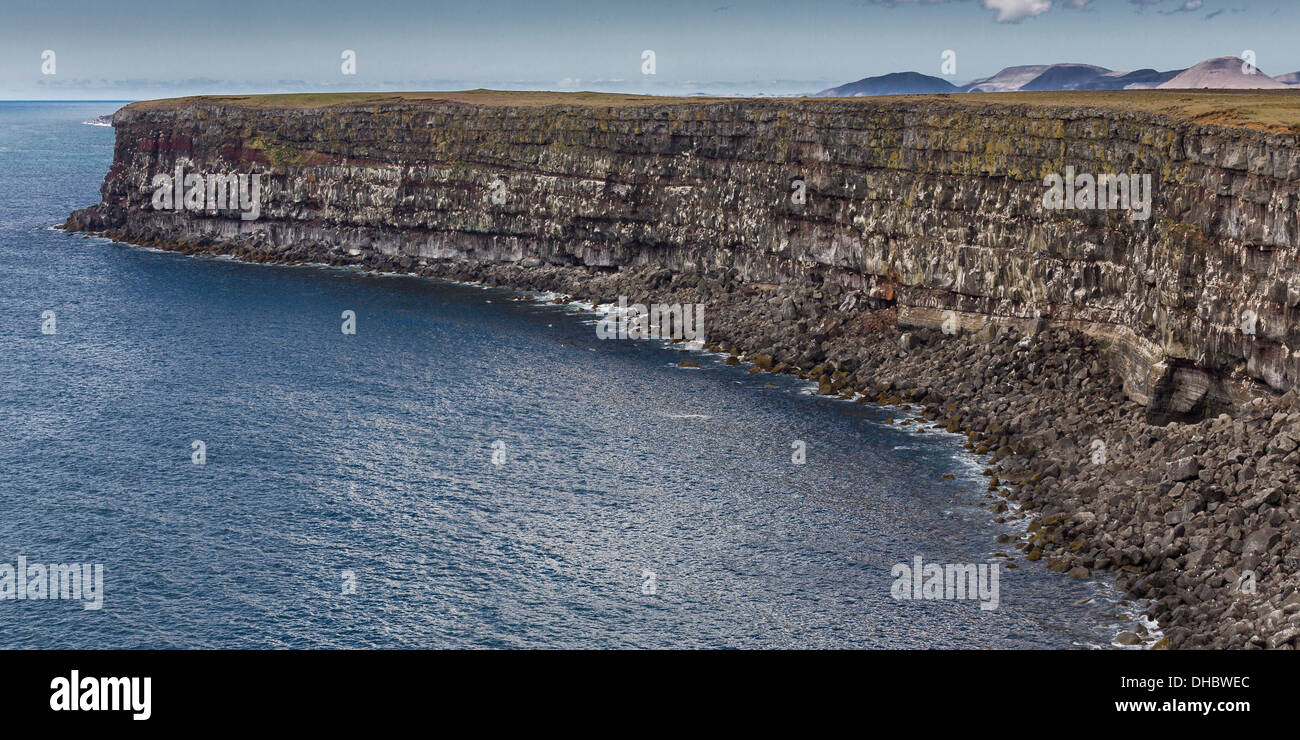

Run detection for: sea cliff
[[67, 90, 1300, 420], [66, 90, 1300, 648]]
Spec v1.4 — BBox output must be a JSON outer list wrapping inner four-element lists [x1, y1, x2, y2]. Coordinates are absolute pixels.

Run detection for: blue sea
[[0, 102, 1132, 648]]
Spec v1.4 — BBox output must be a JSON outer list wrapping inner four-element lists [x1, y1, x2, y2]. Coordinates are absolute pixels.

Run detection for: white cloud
[[874, 0, 1060, 23], [982, 0, 1053, 22]]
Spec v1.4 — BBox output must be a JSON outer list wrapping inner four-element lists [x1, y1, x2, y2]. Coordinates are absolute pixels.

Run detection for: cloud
[[1203, 7, 1247, 21], [982, 0, 1053, 22], [872, 0, 1055, 23]]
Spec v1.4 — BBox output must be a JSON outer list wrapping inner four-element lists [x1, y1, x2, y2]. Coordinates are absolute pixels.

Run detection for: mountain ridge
[[815, 56, 1299, 96]]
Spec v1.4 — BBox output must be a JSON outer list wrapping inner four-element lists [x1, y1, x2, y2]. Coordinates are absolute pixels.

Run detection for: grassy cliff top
[[126, 88, 1300, 132], [125, 90, 710, 110]]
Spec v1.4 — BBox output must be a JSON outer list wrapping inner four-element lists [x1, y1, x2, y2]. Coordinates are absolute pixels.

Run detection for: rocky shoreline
[[59, 230, 1300, 648]]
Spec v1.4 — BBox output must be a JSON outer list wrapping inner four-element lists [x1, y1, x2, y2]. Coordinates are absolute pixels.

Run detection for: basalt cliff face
[[67, 95, 1300, 421]]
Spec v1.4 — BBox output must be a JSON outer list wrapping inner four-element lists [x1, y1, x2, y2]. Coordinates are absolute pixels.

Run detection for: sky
[[1, 0, 1296, 99]]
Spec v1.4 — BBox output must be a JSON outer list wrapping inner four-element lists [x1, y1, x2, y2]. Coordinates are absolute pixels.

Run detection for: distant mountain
[[813, 56, 1299, 97], [1065, 68, 1185, 90], [960, 65, 1051, 93], [814, 72, 960, 97], [1017, 64, 1112, 91], [968, 63, 1185, 92], [1157, 56, 1289, 89]]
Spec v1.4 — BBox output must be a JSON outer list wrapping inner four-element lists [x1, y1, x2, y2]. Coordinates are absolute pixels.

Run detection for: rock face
[[66, 95, 1300, 423]]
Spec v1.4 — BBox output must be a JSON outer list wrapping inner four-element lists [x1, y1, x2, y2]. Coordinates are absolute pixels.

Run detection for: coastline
[[65, 228, 1298, 649]]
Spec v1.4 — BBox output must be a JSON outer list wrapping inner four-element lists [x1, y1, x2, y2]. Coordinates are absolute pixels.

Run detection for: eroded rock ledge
[[67, 93, 1300, 422]]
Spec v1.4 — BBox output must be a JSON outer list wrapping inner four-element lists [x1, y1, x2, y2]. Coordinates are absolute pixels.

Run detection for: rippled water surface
[[0, 102, 1127, 648]]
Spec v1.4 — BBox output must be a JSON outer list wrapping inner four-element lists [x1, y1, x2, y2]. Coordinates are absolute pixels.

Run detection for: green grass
[[126, 88, 1300, 132], [125, 89, 715, 110], [898, 89, 1300, 133]]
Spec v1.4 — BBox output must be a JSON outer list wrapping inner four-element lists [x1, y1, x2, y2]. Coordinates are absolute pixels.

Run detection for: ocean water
[[0, 102, 1130, 648]]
